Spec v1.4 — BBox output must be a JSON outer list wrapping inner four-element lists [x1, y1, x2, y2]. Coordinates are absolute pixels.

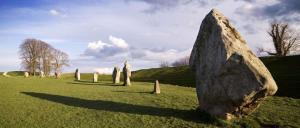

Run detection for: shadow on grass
[[21, 92, 221, 125], [112, 90, 153, 94], [67, 80, 123, 86]]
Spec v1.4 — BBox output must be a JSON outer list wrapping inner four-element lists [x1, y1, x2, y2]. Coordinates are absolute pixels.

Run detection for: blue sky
[[0, 0, 299, 73]]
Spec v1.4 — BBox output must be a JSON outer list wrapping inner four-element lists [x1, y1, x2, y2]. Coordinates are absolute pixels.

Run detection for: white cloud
[[87, 40, 112, 50], [49, 9, 60, 16], [94, 67, 113, 74], [83, 35, 191, 67], [131, 48, 191, 62], [84, 36, 129, 58], [109, 35, 129, 49], [235, 4, 255, 15]]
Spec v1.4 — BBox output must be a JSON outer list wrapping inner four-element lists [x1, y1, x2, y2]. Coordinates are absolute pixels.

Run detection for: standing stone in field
[[3, 72, 9, 77], [24, 72, 29, 77], [93, 73, 98, 83], [122, 61, 131, 86], [153, 80, 160, 94], [40, 71, 45, 78], [55, 72, 61, 79], [112, 66, 121, 84], [75, 69, 80, 81], [189, 9, 278, 119]]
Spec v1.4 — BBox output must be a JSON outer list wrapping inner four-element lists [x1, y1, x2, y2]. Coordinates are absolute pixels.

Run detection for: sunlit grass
[[0, 76, 299, 127]]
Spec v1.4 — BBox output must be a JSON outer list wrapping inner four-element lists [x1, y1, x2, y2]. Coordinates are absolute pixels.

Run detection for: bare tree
[[19, 38, 69, 76], [19, 39, 41, 76], [52, 49, 69, 74], [262, 23, 300, 56], [37, 41, 54, 76], [159, 61, 169, 68], [172, 56, 189, 67]]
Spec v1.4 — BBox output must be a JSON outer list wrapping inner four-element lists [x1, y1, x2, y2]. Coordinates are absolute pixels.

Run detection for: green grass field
[[0, 76, 299, 128], [132, 55, 300, 98]]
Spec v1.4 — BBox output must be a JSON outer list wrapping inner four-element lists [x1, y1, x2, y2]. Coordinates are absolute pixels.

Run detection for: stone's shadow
[[112, 90, 152, 94], [21, 92, 218, 124], [67, 80, 122, 86], [68, 82, 100, 86]]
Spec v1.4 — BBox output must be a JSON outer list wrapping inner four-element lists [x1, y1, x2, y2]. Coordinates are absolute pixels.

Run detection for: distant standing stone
[[75, 69, 80, 81], [189, 9, 278, 119], [153, 80, 160, 94], [40, 71, 45, 78], [112, 66, 121, 84], [55, 72, 61, 79], [122, 61, 131, 86], [24, 72, 29, 78], [93, 73, 98, 83], [3, 72, 9, 77]]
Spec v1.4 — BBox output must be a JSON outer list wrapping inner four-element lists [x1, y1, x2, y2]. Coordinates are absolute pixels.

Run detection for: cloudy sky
[[0, 0, 299, 73]]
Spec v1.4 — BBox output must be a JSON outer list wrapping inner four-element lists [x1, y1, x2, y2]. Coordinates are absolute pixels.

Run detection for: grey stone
[[75, 69, 80, 81], [122, 61, 131, 86], [24, 72, 29, 78], [153, 80, 160, 94], [40, 71, 45, 78], [112, 66, 121, 84], [189, 9, 278, 119], [55, 72, 61, 79], [3, 72, 9, 77], [93, 73, 98, 83]]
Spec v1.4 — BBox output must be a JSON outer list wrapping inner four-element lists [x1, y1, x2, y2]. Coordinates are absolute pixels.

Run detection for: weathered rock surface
[[24, 72, 29, 78], [112, 67, 121, 84], [122, 61, 131, 86], [153, 80, 160, 94], [75, 69, 80, 81], [189, 9, 278, 119], [93, 73, 98, 83]]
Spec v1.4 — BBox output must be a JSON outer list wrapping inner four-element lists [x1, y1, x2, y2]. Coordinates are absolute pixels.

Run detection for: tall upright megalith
[[75, 69, 80, 81], [153, 80, 160, 94], [93, 73, 98, 83], [40, 71, 45, 78], [3, 72, 9, 77], [122, 61, 131, 86], [24, 72, 29, 78], [112, 66, 121, 84], [55, 72, 61, 79], [189, 9, 278, 119]]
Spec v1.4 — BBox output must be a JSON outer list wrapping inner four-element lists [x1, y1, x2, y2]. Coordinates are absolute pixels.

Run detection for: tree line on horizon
[[19, 38, 69, 76]]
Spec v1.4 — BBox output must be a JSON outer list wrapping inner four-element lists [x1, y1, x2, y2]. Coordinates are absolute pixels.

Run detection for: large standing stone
[[75, 69, 80, 81], [112, 66, 121, 84], [40, 71, 45, 78], [55, 72, 61, 79], [122, 61, 131, 86], [93, 73, 98, 83], [189, 9, 278, 119], [153, 80, 160, 94], [3, 72, 9, 77], [24, 72, 29, 78]]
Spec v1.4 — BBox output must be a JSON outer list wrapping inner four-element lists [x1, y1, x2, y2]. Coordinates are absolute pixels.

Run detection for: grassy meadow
[[132, 55, 300, 98], [0, 75, 299, 128]]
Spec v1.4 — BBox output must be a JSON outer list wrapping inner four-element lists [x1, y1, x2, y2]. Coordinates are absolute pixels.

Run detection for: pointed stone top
[[124, 60, 130, 68], [205, 8, 245, 44], [210, 8, 221, 14]]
